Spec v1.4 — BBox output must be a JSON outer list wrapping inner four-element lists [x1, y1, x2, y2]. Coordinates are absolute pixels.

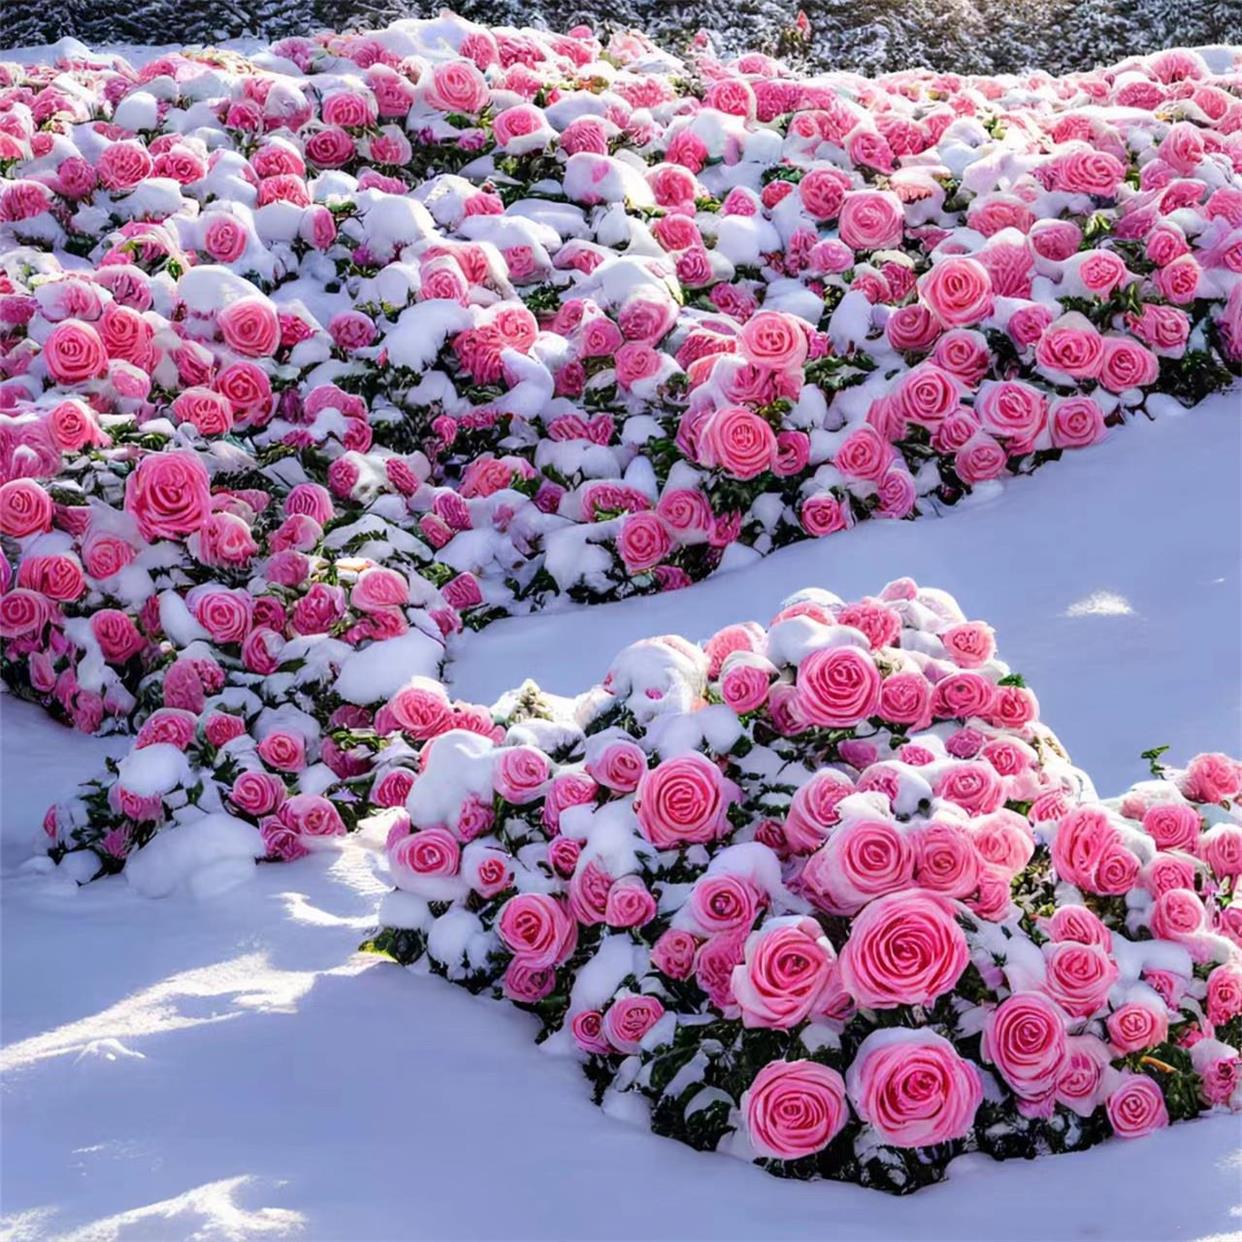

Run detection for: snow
[[2, 388, 1241, 1239]]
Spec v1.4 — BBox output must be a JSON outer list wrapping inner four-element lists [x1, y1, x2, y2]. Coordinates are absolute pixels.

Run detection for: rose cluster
[[368, 578, 1242, 1193]]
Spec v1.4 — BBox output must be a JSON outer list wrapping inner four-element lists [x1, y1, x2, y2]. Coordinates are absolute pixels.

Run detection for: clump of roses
[[366, 578, 1242, 1193]]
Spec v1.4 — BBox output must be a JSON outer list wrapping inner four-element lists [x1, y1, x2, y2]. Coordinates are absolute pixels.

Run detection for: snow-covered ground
[[3, 390, 1241, 1241]]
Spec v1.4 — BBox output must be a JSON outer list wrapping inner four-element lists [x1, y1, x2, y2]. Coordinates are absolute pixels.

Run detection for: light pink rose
[[635, 753, 729, 849], [838, 190, 904, 251], [124, 451, 212, 541], [838, 891, 969, 1009], [847, 1029, 983, 1147], [602, 993, 665, 1053], [493, 745, 551, 804], [743, 1060, 848, 1160], [732, 916, 836, 1029], [919, 257, 994, 327], [982, 993, 1070, 1104], [1106, 1074, 1169, 1139], [496, 893, 577, 969], [799, 819, 914, 916], [796, 645, 882, 728]]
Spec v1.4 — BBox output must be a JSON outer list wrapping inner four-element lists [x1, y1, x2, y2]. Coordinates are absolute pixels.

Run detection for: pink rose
[[1106, 1074, 1169, 1139], [1035, 313, 1103, 380], [732, 916, 836, 1029], [230, 771, 286, 816], [689, 874, 761, 935], [651, 928, 699, 980], [738, 311, 808, 372], [743, 1060, 848, 1160], [570, 1009, 610, 1055], [799, 819, 914, 916], [617, 512, 672, 572], [1055, 1034, 1115, 1117], [784, 770, 854, 853], [257, 730, 306, 773], [919, 257, 994, 327], [493, 746, 551, 804], [982, 993, 1070, 1104], [124, 451, 212, 541], [698, 406, 777, 480], [586, 739, 647, 793], [1043, 941, 1119, 1019], [635, 753, 729, 849], [801, 493, 851, 538], [218, 296, 280, 358], [601, 993, 665, 1053], [604, 875, 657, 928], [838, 891, 968, 1009], [796, 645, 881, 728], [391, 827, 461, 878], [43, 319, 107, 385], [838, 190, 904, 251], [1107, 1002, 1169, 1054], [914, 821, 980, 898], [847, 1029, 983, 1147], [0, 479, 52, 538], [496, 893, 577, 969]]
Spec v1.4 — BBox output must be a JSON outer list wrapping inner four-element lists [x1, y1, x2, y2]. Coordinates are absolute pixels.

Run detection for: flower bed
[[2, 16, 1241, 877], [367, 578, 1242, 1191]]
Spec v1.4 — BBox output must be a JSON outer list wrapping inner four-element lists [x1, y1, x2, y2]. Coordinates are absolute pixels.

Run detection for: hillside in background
[[5, 0, 1240, 74]]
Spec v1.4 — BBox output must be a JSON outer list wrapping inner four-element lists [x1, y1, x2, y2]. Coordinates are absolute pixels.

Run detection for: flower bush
[[366, 577, 1242, 1191], [1, 17, 1240, 875]]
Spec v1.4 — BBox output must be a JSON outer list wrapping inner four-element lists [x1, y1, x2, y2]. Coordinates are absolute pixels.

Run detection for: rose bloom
[[698, 406, 777, 480], [1035, 313, 1103, 380], [1202, 823, 1242, 878], [796, 645, 881, 728], [914, 820, 980, 897], [919, 257, 994, 327], [732, 916, 836, 1029], [43, 319, 107, 385], [982, 992, 1070, 1104], [1043, 941, 1119, 1019], [493, 745, 550, 804], [784, 770, 854, 854], [838, 190, 904, 251], [838, 891, 969, 1009], [218, 296, 280, 358], [1106, 1074, 1169, 1139], [1185, 752, 1241, 803], [123, 451, 212, 541], [604, 875, 657, 928], [496, 893, 577, 969], [0, 479, 53, 538], [1107, 1001, 1169, 1054], [617, 511, 672, 572], [1097, 336, 1159, 393], [799, 819, 915, 916], [847, 1028, 983, 1147], [1206, 964, 1242, 1026], [391, 827, 461, 878], [801, 493, 851, 538], [689, 873, 761, 935], [635, 752, 729, 849], [602, 992, 665, 1053], [743, 1060, 848, 1160], [738, 311, 808, 372], [586, 738, 647, 792], [651, 928, 699, 980]]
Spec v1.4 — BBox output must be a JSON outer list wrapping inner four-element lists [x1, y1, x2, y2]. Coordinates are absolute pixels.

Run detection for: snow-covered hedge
[[367, 577, 1242, 1192], [2, 15, 1241, 877]]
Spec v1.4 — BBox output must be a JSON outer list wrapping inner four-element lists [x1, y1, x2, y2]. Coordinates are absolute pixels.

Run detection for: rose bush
[[364, 577, 1242, 1193]]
